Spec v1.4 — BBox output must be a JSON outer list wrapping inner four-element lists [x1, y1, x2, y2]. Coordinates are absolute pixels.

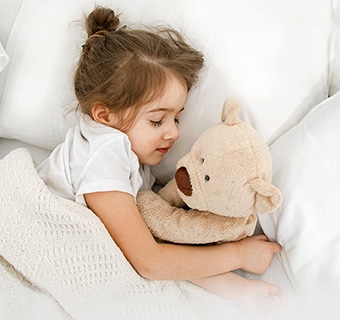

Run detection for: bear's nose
[[175, 167, 192, 197]]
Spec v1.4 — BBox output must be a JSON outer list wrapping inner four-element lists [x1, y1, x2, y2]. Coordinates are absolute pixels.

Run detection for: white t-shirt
[[37, 116, 155, 206]]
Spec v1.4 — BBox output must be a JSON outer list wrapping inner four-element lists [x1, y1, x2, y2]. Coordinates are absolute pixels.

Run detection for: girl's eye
[[151, 120, 162, 127], [150, 117, 179, 127]]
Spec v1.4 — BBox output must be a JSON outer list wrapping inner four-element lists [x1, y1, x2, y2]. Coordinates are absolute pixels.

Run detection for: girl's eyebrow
[[148, 107, 185, 113]]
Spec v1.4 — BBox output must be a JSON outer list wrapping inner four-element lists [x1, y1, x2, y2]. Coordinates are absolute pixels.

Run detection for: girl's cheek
[[146, 137, 158, 146]]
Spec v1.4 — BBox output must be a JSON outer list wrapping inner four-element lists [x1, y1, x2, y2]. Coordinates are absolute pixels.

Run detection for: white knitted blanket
[[0, 148, 242, 320]]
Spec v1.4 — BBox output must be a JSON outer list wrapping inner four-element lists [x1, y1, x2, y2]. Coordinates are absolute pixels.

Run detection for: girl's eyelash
[[150, 118, 180, 127], [151, 120, 162, 127]]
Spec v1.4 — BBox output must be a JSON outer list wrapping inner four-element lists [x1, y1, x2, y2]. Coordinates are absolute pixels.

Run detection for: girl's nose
[[164, 123, 179, 141]]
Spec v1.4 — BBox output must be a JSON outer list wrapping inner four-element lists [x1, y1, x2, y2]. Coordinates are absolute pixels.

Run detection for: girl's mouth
[[157, 147, 170, 154]]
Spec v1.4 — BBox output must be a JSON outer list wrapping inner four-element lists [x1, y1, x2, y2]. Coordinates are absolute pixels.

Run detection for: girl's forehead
[[129, 74, 187, 122]]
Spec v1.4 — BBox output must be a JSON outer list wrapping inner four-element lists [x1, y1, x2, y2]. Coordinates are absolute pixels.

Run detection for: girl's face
[[126, 76, 187, 166]]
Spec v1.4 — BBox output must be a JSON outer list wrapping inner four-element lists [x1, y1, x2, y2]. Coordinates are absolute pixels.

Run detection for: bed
[[0, 0, 339, 319]]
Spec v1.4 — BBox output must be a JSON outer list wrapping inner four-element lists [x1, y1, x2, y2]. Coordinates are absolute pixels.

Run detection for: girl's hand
[[235, 234, 282, 274]]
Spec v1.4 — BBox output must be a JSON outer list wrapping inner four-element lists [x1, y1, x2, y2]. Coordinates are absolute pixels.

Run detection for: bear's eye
[[204, 175, 210, 182], [200, 158, 205, 164]]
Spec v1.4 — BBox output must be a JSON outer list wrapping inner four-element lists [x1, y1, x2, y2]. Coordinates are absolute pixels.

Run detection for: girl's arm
[[84, 191, 281, 281]]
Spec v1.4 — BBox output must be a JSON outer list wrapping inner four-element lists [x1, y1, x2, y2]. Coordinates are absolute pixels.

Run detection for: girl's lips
[[157, 147, 170, 154]]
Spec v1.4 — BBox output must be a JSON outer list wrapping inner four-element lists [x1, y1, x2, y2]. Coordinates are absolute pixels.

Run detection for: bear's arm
[[137, 189, 256, 244], [158, 178, 185, 207]]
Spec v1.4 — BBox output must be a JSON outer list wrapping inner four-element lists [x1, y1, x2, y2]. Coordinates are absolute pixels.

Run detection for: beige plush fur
[[137, 99, 282, 244]]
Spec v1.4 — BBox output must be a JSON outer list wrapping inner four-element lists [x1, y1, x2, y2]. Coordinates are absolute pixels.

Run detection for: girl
[[38, 6, 285, 309]]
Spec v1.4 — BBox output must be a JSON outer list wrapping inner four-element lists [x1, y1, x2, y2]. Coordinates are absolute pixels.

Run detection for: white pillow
[[155, 0, 333, 183], [0, 0, 24, 103], [0, 0, 23, 45], [329, 0, 340, 96], [0, 41, 9, 72], [0, 0, 333, 182], [258, 91, 340, 300]]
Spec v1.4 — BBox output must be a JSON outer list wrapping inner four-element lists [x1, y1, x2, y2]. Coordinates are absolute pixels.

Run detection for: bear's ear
[[221, 98, 240, 125], [248, 178, 282, 214]]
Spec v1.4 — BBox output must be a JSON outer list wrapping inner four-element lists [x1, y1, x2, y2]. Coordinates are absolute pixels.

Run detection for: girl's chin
[[148, 159, 163, 166], [140, 155, 164, 167]]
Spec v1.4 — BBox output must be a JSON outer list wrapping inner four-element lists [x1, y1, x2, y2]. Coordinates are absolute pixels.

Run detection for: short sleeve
[[75, 136, 143, 205]]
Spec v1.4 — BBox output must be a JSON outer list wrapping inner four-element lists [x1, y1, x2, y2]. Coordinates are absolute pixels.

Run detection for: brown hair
[[74, 6, 204, 131]]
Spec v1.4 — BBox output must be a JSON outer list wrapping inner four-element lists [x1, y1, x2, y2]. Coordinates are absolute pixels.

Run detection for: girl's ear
[[91, 104, 111, 124]]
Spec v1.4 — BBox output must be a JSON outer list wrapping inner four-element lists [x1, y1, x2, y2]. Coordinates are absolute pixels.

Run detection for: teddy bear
[[137, 99, 282, 244]]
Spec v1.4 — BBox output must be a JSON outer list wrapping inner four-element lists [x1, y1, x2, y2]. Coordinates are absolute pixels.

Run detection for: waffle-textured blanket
[[0, 148, 241, 320]]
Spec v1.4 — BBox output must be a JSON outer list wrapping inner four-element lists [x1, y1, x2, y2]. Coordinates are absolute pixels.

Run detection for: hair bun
[[86, 6, 120, 37]]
